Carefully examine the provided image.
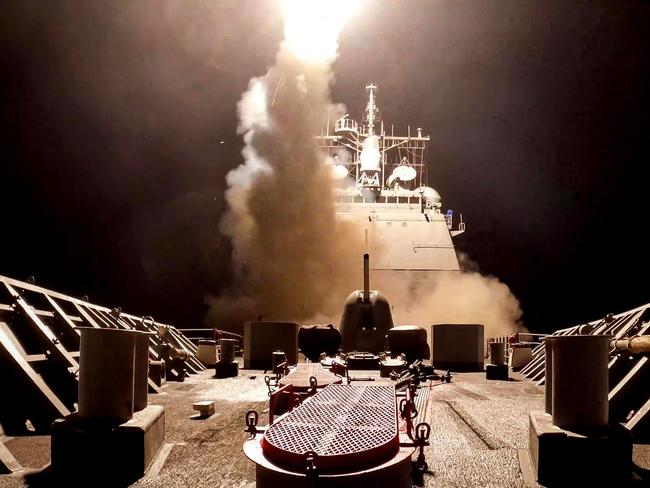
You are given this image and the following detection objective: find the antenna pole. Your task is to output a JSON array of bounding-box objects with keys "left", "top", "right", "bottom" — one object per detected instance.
[
  {"left": 365, "top": 84, "right": 378, "bottom": 135},
  {"left": 363, "top": 253, "right": 370, "bottom": 302}
]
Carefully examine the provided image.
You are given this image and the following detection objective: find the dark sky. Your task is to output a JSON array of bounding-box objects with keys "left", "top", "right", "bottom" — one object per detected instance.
[{"left": 1, "top": 1, "right": 649, "bottom": 333}]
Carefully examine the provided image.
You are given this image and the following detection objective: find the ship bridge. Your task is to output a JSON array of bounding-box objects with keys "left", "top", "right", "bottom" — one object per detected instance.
[{"left": 317, "top": 84, "right": 465, "bottom": 277}]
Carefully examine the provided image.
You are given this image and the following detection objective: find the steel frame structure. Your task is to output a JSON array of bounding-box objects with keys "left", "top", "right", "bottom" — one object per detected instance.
[
  {"left": 0, "top": 274, "right": 204, "bottom": 435},
  {"left": 317, "top": 85, "right": 430, "bottom": 191},
  {"left": 519, "top": 303, "right": 650, "bottom": 439}
]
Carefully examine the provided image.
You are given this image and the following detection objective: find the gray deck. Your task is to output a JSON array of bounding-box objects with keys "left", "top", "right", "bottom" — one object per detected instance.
[{"left": 1, "top": 366, "right": 649, "bottom": 487}]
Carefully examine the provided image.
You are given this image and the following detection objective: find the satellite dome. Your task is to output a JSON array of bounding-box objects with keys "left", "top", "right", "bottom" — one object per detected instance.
[
  {"left": 387, "top": 166, "right": 417, "bottom": 186},
  {"left": 417, "top": 186, "right": 442, "bottom": 204}
]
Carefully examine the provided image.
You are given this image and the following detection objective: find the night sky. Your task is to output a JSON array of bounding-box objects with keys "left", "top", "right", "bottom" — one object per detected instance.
[{"left": 1, "top": 1, "right": 649, "bottom": 333}]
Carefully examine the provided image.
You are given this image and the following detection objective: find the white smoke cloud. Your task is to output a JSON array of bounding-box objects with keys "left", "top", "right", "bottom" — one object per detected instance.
[
  {"left": 374, "top": 271, "right": 523, "bottom": 342},
  {"left": 204, "top": 3, "right": 364, "bottom": 332}
]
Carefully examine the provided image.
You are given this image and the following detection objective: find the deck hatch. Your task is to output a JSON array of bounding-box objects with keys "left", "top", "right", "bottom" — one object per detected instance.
[{"left": 261, "top": 384, "right": 399, "bottom": 472}]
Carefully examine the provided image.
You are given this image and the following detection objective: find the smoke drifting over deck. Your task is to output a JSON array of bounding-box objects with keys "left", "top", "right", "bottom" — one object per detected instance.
[{"left": 376, "top": 270, "right": 522, "bottom": 339}]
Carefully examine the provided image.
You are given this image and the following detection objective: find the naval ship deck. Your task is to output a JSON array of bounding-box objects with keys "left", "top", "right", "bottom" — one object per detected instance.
[{"left": 2, "top": 361, "right": 649, "bottom": 487}]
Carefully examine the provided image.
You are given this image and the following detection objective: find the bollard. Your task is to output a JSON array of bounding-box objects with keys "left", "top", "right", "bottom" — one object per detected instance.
[
  {"left": 551, "top": 335, "right": 610, "bottom": 433},
  {"left": 149, "top": 359, "right": 166, "bottom": 387},
  {"left": 197, "top": 339, "right": 218, "bottom": 366},
  {"left": 215, "top": 338, "right": 239, "bottom": 378},
  {"left": 78, "top": 328, "right": 137, "bottom": 424},
  {"left": 271, "top": 351, "right": 286, "bottom": 372},
  {"left": 133, "top": 331, "right": 151, "bottom": 412},
  {"left": 530, "top": 334, "right": 632, "bottom": 485},
  {"left": 219, "top": 339, "right": 237, "bottom": 364},
  {"left": 489, "top": 342, "right": 506, "bottom": 366}
]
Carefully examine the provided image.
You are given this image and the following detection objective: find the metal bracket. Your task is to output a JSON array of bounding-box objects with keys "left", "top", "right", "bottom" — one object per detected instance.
[
  {"left": 304, "top": 450, "right": 319, "bottom": 480},
  {"left": 346, "top": 368, "right": 375, "bottom": 383},
  {"left": 308, "top": 376, "right": 318, "bottom": 395},
  {"left": 444, "top": 370, "right": 452, "bottom": 383},
  {"left": 399, "top": 397, "right": 418, "bottom": 421},
  {"left": 264, "top": 375, "right": 275, "bottom": 397},
  {"left": 274, "top": 360, "right": 289, "bottom": 383},
  {"left": 410, "top": 421, "right": 432, "bottom": 486},
  {"left": 268, "top": 384, "right": 297, "bottom": 425},
  {"left": 245, "top": 410, "right": 259, "bottom": 439},
  {"left": 141, "top": 315, "right": 156, "bottom": 332}
]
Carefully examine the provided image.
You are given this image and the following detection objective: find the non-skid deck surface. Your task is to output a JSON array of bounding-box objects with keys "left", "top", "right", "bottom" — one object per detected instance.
[{"left": 3, "top": 364, "right": 647, "bottom": 487}]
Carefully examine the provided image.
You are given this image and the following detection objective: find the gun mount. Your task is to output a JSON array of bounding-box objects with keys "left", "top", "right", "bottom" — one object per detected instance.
[{"left": 339, "top": 254, "right": 393, "bottom": 353}]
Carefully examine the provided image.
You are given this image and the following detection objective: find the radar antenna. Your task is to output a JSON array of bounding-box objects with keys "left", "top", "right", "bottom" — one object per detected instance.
[{"left": 316, "top": 83, "right": 432, "bottom": 193}]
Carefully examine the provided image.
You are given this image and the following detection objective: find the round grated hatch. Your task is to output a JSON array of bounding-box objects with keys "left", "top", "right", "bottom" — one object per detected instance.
[{"left": 261, "top": 384, "right": 399, "bottom": 472}]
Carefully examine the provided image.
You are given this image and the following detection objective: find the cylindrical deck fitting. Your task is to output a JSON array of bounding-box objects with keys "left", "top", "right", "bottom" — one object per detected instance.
[
  {"left": 610, "top": 335, "right": 650, "bottom": 354},
  {"left": 78, "top": 328, "right": 136, "bottom": 424},
  {"left": 431, "top": 324, "right": 484, "bottom": 372},
  {"left": 271, "top": 351, "right": 286, "bottom": 372},
  {"left": 218, "top": 338, "right": 237, "bottom": 364},
  {"left": 363, "top": 253, "right": 370, "bottom": 302},
  {"left": 197, "top": 339, "right": 218, "bottom": 366},
  {"left": 134, "top": 331, "right": 150, "bottom": 412},
  {"left": 550, "top": 335, "right": 610, "bottom": 433},
  {"left": 489, "top": 342, "right": 506, "bottom": 366},
  {"left": 162, "top": 344, "right": 191, "bottom": 360}
]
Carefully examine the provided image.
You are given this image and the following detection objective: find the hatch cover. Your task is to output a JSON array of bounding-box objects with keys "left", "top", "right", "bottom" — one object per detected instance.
[{"left": 261, "top": 384, "right": 398, "bottom": 472}]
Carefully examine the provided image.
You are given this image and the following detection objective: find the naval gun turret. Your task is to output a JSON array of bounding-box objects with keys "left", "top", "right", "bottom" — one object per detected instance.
[{"left": 339, "top": 253, "right": 393, "bottom": 353}]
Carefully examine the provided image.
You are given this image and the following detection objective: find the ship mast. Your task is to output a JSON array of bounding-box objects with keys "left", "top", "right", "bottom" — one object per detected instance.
[{"left": 316, "top": 83, "right": 432, "bottom": 195}]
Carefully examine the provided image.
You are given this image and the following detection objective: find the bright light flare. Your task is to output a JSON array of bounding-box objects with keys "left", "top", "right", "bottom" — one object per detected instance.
[
  {"left": 281, "top": 0, "right": 364, "bottom": 63},
  {"left": 359, "top": 135, "right": 381, "bottom": 170}
]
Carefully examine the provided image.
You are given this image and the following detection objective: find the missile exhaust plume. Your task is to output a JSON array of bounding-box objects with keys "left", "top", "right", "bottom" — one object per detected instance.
[
  {"left": 281, "top": 0, "right": 364, "bottom": 64},
  {"left": 205, "top": 0, "right": 365, "bottom": 331},
  {"left": 206, "top": 0, "right": 523, "bottom": 340}
]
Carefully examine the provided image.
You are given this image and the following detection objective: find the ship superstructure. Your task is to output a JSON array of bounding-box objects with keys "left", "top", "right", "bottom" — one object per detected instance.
[{"left": 317, "top": 84, "right": 465, "bottom": 282}]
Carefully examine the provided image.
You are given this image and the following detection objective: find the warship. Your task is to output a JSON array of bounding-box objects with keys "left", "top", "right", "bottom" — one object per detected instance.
[
  {"left": 1, "top": 86, "right": 649, "bottom": 488},
  {"left": 318, "top": 83, "right": 465, "bottom": 283}
]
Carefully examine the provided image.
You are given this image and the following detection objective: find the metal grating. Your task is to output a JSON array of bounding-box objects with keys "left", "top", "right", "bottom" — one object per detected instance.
[
  {"left": 0, "top": 273, "right": 204, "bottom": 434},
  {"left": 261, "top": 384, "right": 399, "bottom": 472}
]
